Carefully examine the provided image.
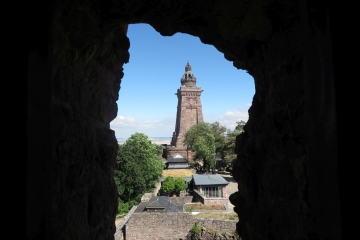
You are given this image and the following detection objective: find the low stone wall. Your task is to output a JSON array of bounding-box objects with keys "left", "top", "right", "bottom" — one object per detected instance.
[
  {"left": 203, "top": 198, "right": 228, "bottom": 207},
  {"left": 125, "top": 212, "right": 237, "bottom": 240},
  {"left": 153, "top": 182, "right": 161, "bottom": 196},
  {"left": 114, "top": 205, "right": 138, "bottom": 240}
]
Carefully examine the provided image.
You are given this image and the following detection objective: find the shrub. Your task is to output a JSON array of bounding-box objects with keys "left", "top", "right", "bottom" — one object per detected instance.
[
  {"left": 118, "top": 201, "right": 129, "bottom": 215},
  {"left": 192, "top": 222, "right": 201, "bottom": 235},
  {"left": 174, "top": 177, "right": 186, "bottom": 193},
  {"left": 186, "top": 205, "right": 193, "bottom": 214},
  {"left": 161, "top": 176, "right": 175, "bottom": 195},
  {"left": 117, "top": 199, "right": 139, "bottom": 215}
]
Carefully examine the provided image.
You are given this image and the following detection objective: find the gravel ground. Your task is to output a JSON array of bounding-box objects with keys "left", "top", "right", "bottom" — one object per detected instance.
[{"left": 217, "top": 170, "right": 238, "bottom": 212}]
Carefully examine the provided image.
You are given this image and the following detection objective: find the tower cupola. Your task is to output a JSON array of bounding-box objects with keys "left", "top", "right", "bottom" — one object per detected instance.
[{"left": 181, "top": 62, "right": 196, "bottom": 87}]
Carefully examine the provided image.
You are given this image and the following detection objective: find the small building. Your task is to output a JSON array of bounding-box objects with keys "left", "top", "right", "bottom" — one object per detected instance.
[
  {"left": 144, "top": 199, "right": 166, "bottom": 212},
  {"left": 134, "top": 196, "right": 190, "bottom": 213},
  {"left": 215, "top": 156, "right": 226, "bottom": 169},
  {"left": 191, "top": 173, "right": 229, "bottom": 207},
  {"left": 166, "top": 153, "right": 190, "bottom": 169}
]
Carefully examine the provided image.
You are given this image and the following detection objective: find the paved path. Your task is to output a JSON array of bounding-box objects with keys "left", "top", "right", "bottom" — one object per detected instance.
[{"left": 217, "top": 171, "right": 238, "bottom": 212}]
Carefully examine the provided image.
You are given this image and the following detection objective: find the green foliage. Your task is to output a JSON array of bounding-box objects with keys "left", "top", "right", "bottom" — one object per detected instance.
[
  {"left": 174, "top": 177, "right": 186, "bottom": 193},
  {"left": 118, "top": 201, "right": 130, "bottom": 215},
  {"left": 209, "top": 121, "right": 227, "bottom": 159},
  {"left": 114, "top": 132, "right": 165, "bottom": 203},
  {"left": 186, "top": 205, "right": 193, "bottom": 214},
  {"left": 154, "top": 144, "right": 163, "bottom": 156},
  {"left": 117, "top": 198, "right": 139, "bottom": 215},
  {"left": 183, "top": 122, "right": 216, "bottom": 172},
  {"left": 192, "top": 222, "right": 201, "bottom": 235},
  {"left": 223, "top": 120, "right": 246, "bottom": 167},
  {"left": 161, "top": 176, "right": 175, "bottom": 195}
]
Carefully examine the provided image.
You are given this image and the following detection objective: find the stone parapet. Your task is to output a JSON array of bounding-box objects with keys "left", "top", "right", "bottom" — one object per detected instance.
[
  {"left": 125, "top": 212, "right": 236, "bottom": 240},
  {"left": 114, "top": 205, "right": 138, "bottom": 240}
]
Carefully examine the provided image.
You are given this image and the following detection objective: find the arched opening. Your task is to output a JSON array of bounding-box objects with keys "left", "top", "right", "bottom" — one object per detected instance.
[
  {"left": 27, "top": 1, "right": 340, "bottom": 240},
  {"left": 110, "top": 23, "right": 255, "bottom": 235},
  {"left": 110, "top": 23, "right": 254, "bottom": 140}
]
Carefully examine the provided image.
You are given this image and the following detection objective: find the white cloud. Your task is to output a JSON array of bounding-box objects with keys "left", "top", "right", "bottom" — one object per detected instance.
[
  {"left": 111, "top": 108, "right": 249, "bottom": 139},
  {"left": 111, "top": 116, "right": 160, "bottom": 128},
  {"left": 213, "top": 109, "right": 249, "bottom": 130},
  {"left": 110, "top": 116, "right": 175, "bottom": 139}
]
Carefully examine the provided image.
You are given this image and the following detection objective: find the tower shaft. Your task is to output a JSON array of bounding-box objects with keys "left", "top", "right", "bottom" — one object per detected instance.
[{"left": 168, "top": 62, "right": 204, "bottom": 160}]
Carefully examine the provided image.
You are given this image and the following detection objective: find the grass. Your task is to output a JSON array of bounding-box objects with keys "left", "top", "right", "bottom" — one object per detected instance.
[
  {"left": 194, "top": 211, "right": 239, "bottom": 221},
  {"left": 162, "top": 169, "right": 194, "bottom": 178},
  {"left": 184, "top": 203, "right": 225, "bottom": 210}
]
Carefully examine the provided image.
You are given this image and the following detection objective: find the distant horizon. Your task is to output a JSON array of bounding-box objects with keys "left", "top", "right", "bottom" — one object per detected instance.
[{"left": 116, "top": 136, "right": 172, "bottom": 140}]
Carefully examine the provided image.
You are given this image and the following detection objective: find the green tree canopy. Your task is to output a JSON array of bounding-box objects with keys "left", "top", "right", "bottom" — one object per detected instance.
[
  {"left": 224, "top": 120, "right": 246, "bottom": 167},
  {"left": 183, "top": 122, "right": 216, "bottom": 172},
  {"left": 161, "top": 176, "right": 175, "bottom": 196},
  {"left": 209, "top": 121, "right": 227, "bottom": 159},
  {"left": 174, "top": 177, "right": 186, "bottom": 193},
  {"left": 114, "top": 132, "right": 165, "bottom": 202}
]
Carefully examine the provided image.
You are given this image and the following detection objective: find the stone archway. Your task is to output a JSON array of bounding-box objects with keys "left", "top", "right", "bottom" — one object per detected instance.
[{"left": 27, "top": 0, "right": 340, "bottom": 239}]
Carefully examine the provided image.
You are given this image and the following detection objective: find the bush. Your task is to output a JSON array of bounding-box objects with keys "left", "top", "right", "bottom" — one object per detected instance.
[
  {"left": 118, "top": 202, "right": 130, "bottom": 215},
  {"left": 161, "top": 176, "right": 175, "bottom": 195},
  {"left": 192, "top": 222, "right": 201, "bottom": 235},
  {"left": 186, "top": 205, "right": 193, "bottom": 214},
  {"left": 174, "top": 177, "right": 186, "bottom": 193},
  {"left": 117, "top": 199, "right": 139, "bottom": 215}
]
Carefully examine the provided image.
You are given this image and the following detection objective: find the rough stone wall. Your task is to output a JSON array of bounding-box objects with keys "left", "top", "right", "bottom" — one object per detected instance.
[
  {"left": 114, "top": 206, "right": 138, "bottom": 240},
  {"left": 28, "top": 0, "right": 340, "bottom": 240},
  {"left": 203, "top": 199, "right": 228, "bottom": 207},
  {"left": 51, "top": 6, "right": 130, "bottom": 239},
  {"left": 28, "top": 0, "right": 130, "bottom": 239},
  {"left": 126, "top": 213, "right": 236, "bottom": 240}
]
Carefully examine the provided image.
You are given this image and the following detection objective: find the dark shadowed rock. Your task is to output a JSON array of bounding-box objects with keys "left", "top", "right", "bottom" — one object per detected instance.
[{"left": 27, "top": 0, "right": 340, "bottom": 239}]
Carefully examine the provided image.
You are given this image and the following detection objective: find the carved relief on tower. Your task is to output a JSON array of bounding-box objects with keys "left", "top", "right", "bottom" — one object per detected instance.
[
  {"left": 184, "top": 92, "right": 197, "bottom": 96},
  {"left": 185, "top": 96, "right": 198, "bottom": 106}
]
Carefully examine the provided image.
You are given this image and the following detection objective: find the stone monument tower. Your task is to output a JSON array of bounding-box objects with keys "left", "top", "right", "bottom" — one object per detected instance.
[{"left": 167, "top": 62, "right": 204, "bottom": 160}]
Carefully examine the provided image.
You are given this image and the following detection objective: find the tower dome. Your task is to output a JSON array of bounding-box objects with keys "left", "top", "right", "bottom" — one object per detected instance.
[{"left": 181, "top": 62, "right": 196, "bottom": 87}]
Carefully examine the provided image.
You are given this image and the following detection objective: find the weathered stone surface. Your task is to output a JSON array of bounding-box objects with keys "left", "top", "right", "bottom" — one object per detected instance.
[
  {"left": 27, "top": 0, "right": 340, "bottom": 239},
  {"left": 186, "top": 225, "right": 240, "bottom": 240},
  {"left": 125, "top": 213, "right": 237, "bottom": 240}
]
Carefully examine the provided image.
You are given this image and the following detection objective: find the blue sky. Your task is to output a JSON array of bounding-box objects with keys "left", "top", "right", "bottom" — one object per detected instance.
[{"left": 110, "top": 24, "right": 255, "bottom": 139}]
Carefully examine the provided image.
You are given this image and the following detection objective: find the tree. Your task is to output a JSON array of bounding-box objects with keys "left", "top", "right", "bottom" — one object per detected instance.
[
  {"left": 161, "top": 176, "right": 175, "bottom": 196},
  {"left": 114, "top": 132, "right": 165, "bottom": 202},
  {"left": 209, "top": 121, "right": 227, "bottom": 159},
  {"left": 183, "top": 122, "right": 216, "bottom": 172},
  {"left": 224, "top": 120, "right": 247, "bottom": 169},
  {"left": 174, "top": 177, "right": 186, "bottom": 194}
]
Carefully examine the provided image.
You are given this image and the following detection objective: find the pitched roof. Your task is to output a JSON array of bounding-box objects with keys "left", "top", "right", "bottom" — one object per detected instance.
[
  {"left": 134, "top": 196, "right": 184, "bottom": 213},
  {"left": 166, "top": 153, "right": 188, "bottom": 163},
  {"left": 167, "top": 163, "right": 190, "bottom": 169},
  {"left": 145, "top": 199, "right": 166, "bottom": 209},
  {"left": 193, "top": 174, "right": 229, "bottom": 186}
]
